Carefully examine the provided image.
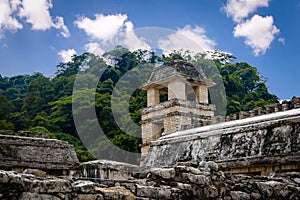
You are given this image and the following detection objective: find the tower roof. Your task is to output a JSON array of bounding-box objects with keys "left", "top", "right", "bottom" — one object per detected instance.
[{"left": 142, "top": 60, "right": 215, "bottom": 89}]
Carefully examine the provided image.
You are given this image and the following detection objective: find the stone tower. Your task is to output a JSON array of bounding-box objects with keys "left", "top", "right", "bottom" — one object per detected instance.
[{"left": 140, "top": 60, "right": 216, "bottom": 161}]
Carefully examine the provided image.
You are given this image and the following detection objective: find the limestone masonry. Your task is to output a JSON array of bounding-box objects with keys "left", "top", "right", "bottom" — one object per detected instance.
[
  {"left": 140, "top": 60, "right": 216, "bottom": 163},
  {"left": 0, "top": 131, "right": 79, "bottom": 174},
  {"left": 143, "top": 106, "right": 300, "bottom": 175},
  {"left": 1, "top": 161, "right": 300, "bottom": 199}
]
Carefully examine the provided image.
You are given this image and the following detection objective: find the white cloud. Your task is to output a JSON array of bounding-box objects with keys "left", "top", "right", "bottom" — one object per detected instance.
[
  {"left": 0, "top": 0, "right": 23, "bottom": 38},
  {"left": 233, "top": 15, "right": 280, "bottom": 56},
  {"left": 53, "top": 16, "right": 70, "bottom": 38},
  {"left": 75, "top": 13, "right": 150, "bottom": 53},
  {"left": 19, "top": 0, "right": 53, "bottom": 30},
  {"left": 84, "top": 42, "right": 105, "bottom": 56},
  {"left": 0, "top": 0, "right": 70, "bottom": 38},
  {"left": 223, "top": 0, "right": 282, "bottom": 56},
  {"left": 158, "top": 25, "right": 216, "bottom": 55},
  {"left": 10, "top": 0, "right": 21, "bottom": 11},
  {"left": 18, "top": 0, "right": 70, "bottom": 37},
  {"left": 74, "top": 14, "right": 128, "bottom": 41},
  {"left": 58, "top": 49, "right": 77, "bottom": 63},
  {"left": 223, "top": 0, "right": 270, "bottom": 22},
  {"left": 278, "top": 37, "right": 285, "bottom": 45},
  {"left": 121, "top": 21, "right": 150, "bottom": 51}
]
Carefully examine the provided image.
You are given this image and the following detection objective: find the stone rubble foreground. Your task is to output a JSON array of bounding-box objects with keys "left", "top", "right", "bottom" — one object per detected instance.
[{"left": 0, "top": 161, "right": 300, "bottom": 199}]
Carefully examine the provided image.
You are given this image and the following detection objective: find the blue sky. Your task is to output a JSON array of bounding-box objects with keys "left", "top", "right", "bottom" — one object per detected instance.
[{"left": 0, "top": 0, "right": 299, "bottom": 100}]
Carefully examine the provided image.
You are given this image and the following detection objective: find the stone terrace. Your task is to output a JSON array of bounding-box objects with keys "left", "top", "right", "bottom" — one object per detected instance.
[
  {"left": 0, "top": 133, "right": 79, "bottom": 175},
  {"left": 143, "top": 100, "right": 300, "bottom": 175}
]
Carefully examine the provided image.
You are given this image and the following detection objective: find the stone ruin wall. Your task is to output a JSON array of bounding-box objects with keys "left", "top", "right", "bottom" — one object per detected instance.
[
  {"left": 143, "top": 98, "right": 300, "bottom": 175},
  {"left": 223, "top": 97, "right": 300, "bottom": 122},
  {"left": 1, "top": 160, "right": 300, "bottom": 199},
  {"left": 0, "top": 132, "right": 79, "bottom": 175}
]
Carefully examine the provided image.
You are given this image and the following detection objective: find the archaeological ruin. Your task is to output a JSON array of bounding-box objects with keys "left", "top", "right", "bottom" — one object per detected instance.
[
  {"left": 0, "top": 60, "right": 300, "bottom": 199},
  {"left": 140, "top": 60, "right": 216, "bottom": 163}
]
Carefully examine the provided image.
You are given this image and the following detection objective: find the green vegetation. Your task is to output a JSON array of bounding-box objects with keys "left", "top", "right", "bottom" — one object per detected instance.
[{"left": 0, "top": 47, "right": 278, "bottom": 162}]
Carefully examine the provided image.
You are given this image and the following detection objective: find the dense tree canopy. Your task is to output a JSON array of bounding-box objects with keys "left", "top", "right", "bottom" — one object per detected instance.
[{"left": 0, "top": 48, "right": 278, "bottom": 162}]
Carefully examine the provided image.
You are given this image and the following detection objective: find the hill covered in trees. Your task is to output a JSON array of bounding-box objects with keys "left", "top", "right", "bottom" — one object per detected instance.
[{"left": 0, "top": 47, "right": 278, "bottom": 162}]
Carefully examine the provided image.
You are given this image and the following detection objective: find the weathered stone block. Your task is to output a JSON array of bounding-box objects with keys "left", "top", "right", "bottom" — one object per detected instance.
[
  {"left": 204, "top": 185, "right": 218, "bottom": 198},
  {"left": 72, "top": 180, "right": 100, "bottom": 194},
  {"left": 97, "top": 186, "right": 135, "bottom": 200},
  {"left": 150, "top": 168, "right": 176, "bottom": 179},
  {"left": 230, "top": 191, "right": 250, "bottom": 200},
  {"left": 0, "top": 170, "right": 9, "bottom": 183},
  {"left": 136, "top": 185, "right": 172, "bottom": 199},
  {"left": 23, "top": 178, "right": 72, "bottom": 193},
  {"left": 23, "top": 169, "right": 46, "bottom": 177},
  {"left": 180, "top": 173, "right": 210, "bottom": 185},
  {"left": 74, "top": 194, "right": 103, "bottom": 200},
  {"left": 0, "top": 134, "right": 79, "bottom": 172},
  {"left": 79, "top": 160, "right": 140, "bottom": 181},
  {"left": 19, "top": 192, "right": 61, "bottom": 200}
]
